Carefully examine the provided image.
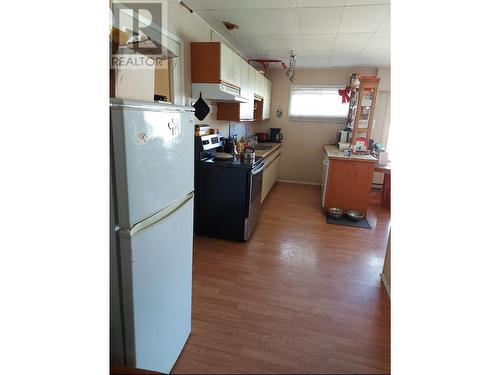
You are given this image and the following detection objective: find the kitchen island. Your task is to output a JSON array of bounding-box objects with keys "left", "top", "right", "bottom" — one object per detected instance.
[{"left": 322, "top": 145, "right": 377, "bottom": 215}]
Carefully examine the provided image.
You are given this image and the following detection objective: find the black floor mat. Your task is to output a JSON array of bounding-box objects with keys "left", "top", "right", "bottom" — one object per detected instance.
[{"left": 325, "top": 214, "right": 372, "bottom": 229}]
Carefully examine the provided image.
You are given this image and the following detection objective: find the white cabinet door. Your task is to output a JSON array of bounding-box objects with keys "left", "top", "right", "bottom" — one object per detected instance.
[
  {"left": 262, "top": 79, "right": 271, "bottom": 120},
  {"left": 240, "top": 57, "right": 249, "bottom": 94},
  {"left": 219, "top": 43, "right": 232, "bottom": 84},
  {"left": 248, "top": 66, "right": 256, "bottom": 94},
  {"left": 232, "top": 53, "right": 241, "bottom": 87},
  {"left": 261, "top": 153, "right": 280, "bottom": 202},
  {"left": 111, "top": 103, "right": 194, "bottom": 228},
  {"left": 122, "top": 197, "right": 193, "bottom": 374}
]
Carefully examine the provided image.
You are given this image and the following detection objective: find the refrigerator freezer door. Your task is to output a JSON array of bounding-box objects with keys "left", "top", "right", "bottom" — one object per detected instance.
[
  {"left": 111, "top": 101, "right": 195, "bottom": 228},
  {"left": 119, "top": 196, "right": 194, "bottom": 374}
]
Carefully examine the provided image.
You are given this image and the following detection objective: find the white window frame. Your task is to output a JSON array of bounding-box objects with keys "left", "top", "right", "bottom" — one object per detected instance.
[{"left": 288, "top": 84, "right": 349, "bottom": 123}]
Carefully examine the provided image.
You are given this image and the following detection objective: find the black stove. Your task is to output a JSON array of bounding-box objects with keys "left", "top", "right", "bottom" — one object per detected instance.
[
  {"left": 200, "top": 155, "right": 264, "bottom": 168},
  {"left": 194, "top": 134, "right": 264, "bottom": 242}
]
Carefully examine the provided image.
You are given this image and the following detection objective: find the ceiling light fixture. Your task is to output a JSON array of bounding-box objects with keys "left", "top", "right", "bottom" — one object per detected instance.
[{"left": 286, "top": 50, "right": 296, "bottom": 82}]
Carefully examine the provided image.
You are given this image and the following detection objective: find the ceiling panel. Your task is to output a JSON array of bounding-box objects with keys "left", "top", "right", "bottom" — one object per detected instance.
[
  {"left": 254, "top": 35, "right": 304, "bottom": 52},
  {"left": 201, "top": 0, "right": 298, "bottom": 10},
  {"left": 301, "top": 34, "right": 336, "bottom": 51},
  {"left": 377, "top": 14, "right": 390, "bottom": 33},
  {"left": 297, "top": 55, "right": 331, "bottom": 67},
  {"left": 297, "top": 0, "right": 346, "bottom": 7},
  {"left": 329, "top": 49, "right": 360, "bottom": 66},
  {"left": 211, "top": 9, "right": 263, "bottom": 35},
  {"left": 245, "top": 0, "right": 298, "bottom": 8},
  {"left": 333, "top": 33, "right": 371, "bottom": 49},
  {"left": 298, "top": 7, "right": 344, "bottom": 34},
  {"left": 188, "top": 0, "right": 391, "bottom": 67},
  {"left": 338, "top": 5, "right": 390, "bottom": 33},
  {"left": 254, "top": 8, "right": 300, "bottom": 35},
  {"left": 345, "top": 0, "right": 390, "bottom": 5},
  {"left": 354, "top": 48, "right": 387, "bottom": 65},
  {"left": 364, "top": 33, "right": 390, "bottom": 50}
]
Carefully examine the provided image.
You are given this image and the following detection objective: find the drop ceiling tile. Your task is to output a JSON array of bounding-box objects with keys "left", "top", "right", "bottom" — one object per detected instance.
[
  {"left": 345, "top": 0, "right": 390, "bottom": 5},
  {"left": 298, "top": 7, "right": 343, "bottom": 34},
  {"left": 354, "top": 48, "right": 388, "bottom": 65},
  {"left": 301, "top": 34, "right": 336, "bottom": 51},
  {"left": 329, "top": 49, "right": 360, "bottom": 67},
  {"left": 333, "top": 33, "right": 372, "bottom": 49},
  {"left": 299, "top": 50, "right": 336, "bottom": 67},
  {"left": 296, "top": 55, "right": 331, "bottom": 67},
  {"left": 297, "top": 0, "right": 346, "bottom": 6},
  {"left": 211, "top": 9, "right": 262, "bottom": 35},
  {"left": 254, "top": 8, "right": 300, "bottom": 35},
  {"left": 246, "top": 0, "right": 297, "bottom": 8},
  {"left": 203, "top": 0, "right": 296, "bottom": 10},
  {"left": 338, "top": 5, "right": 390, "bottom": 33},
  {"left": 195, "top": 10, "right": 248, "bottom": 51},
  {"left": 183, "top": 0, "right": 207, "bottom": 10},
  {"left": 201, "top": 0, "right": 251, "bottom": 10},
  {"left": 330, "top": 49, "right": 361, "bottom": 59},
  {"left": 364, "top": 33, "right": 390, "bottom": 50},
  {"left": 252, "top": 35, "right": 303, "bottom": 51},
  {"left": 377, "top": 14, "right": 390, "bottom": 33}
]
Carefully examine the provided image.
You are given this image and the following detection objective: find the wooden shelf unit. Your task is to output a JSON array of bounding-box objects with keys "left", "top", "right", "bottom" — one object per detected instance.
[{"left": 346, "top": 74, "right": 380, "bottom": 150}]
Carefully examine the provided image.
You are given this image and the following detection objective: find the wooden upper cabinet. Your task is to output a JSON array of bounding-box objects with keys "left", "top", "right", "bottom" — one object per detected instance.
[
  {"left": 191, "top": 42, "right": 221, "bottom": 84},
  {"left": 192, "top": 41, "right": 271, "bottom": 122},
  {"left": 192, "top": 42, "right": 246, "bottom": 88}
]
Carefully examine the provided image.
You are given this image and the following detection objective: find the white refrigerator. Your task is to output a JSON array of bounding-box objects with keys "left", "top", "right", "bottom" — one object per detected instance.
[{"left": 110, "top": 99, "right": 195, "bottom": 374}]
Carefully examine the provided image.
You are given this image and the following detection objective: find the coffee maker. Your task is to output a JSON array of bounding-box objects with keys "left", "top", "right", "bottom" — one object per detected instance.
[{"left": 270, "top": 128, "right": 283, "bottom": 143}]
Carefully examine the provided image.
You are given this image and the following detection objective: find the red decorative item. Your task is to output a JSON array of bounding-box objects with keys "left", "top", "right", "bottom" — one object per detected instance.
[{"left": 338, "top": 86, "right": 351, "bottom": 104}]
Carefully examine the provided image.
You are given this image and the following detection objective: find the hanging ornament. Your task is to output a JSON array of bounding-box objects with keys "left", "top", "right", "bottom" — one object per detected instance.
[{"left": 338, "top": 86, "right": 351, "bottom": 104}]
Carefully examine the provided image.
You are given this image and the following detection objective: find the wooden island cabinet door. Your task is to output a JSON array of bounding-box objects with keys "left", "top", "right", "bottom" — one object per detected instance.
[{"left": 324, "top": 159, "right": 375, "bottom": 215}]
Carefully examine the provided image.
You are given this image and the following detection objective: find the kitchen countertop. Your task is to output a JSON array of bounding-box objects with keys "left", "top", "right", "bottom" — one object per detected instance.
[
  {"left": 324, "top": 144, "right": 377, "bottom": 163},
  {"left": 254, "top": 143, "right": 281, "bottom": 159}
]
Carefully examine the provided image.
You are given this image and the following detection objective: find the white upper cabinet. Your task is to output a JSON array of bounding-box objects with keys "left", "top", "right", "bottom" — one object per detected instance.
[
  {"left": 263, "top": 79, "right": 271, "bottom": 120},
  {"left": 219, "top": 43, "right": 233, "bottom": 85},
  {"left": 232, "top": 53, "right": 241, "bottom": 88},
  {"left": 239, "top": 58, "right": 250, "bottom": 99}
]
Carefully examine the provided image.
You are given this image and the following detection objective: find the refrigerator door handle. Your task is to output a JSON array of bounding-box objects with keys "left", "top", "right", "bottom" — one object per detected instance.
[{"left": 123, "top": 192, "right": 194, "bottom": 237}]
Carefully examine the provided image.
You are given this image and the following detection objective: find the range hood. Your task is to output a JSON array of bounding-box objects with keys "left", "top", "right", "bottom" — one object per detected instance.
[{"left": 192, "top": 83, "right": 249, "bottom": 103}]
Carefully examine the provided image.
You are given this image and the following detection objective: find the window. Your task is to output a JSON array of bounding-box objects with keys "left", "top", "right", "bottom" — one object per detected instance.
[{"left": 288, "top": 85, "right": 349, "bottom": 122}]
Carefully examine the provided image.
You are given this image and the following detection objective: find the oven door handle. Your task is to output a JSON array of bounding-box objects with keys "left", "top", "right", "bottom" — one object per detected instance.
[{"left": 251, "top": 164, "right": 265, "bottom": 175}]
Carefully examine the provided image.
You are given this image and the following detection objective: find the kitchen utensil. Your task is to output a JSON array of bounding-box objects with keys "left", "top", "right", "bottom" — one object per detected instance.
[
  {"left": 255, "top": 132, "right": 268, "bottom": 143},
  {"left": 345, "top": 210, "right": 364, "bottom": 221},
  {"left": 193, "top": 93, "right": 210, "bottom": 121},
  {"left": 328, "top": 208, "right": 344, "bottom": 219},
  {"left": 240, "top": 147, "right": 255, "bottom": 164},
  {"left": 223, "top": 136, "right": 237, "bottom": 155},
  {"left": 214, "top": 152, "right": 234, "bottom": 160}
]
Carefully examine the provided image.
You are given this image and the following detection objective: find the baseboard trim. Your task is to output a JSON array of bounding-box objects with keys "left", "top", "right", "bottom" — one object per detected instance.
[
  {"left": 277, "top": 179, "right": 321, "bottom": 186},
  {"left": 380, "top": 272, "right": 391, "bottom": 298}
]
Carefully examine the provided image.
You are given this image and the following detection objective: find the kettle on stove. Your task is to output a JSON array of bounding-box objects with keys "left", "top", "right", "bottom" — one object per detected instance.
[{"left": 223, "top": 136, "right": 237, "bottom": 155}]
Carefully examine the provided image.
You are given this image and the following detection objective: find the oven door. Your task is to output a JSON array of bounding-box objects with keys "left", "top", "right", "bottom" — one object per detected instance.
[{"left": 244, "top": 162, "right": 264, "bottom": 241}]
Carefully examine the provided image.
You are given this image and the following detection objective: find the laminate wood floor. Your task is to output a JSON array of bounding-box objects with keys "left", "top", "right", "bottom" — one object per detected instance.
[{"left": 172, "top": 182, "right": 391, "bottom": 374}]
